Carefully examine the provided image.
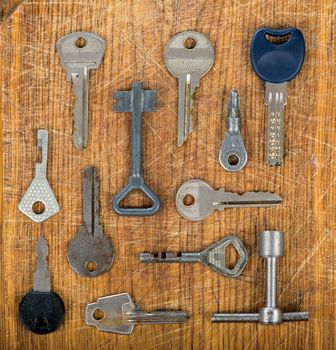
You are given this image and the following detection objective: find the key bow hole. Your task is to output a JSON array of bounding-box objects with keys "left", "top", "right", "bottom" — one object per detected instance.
[{"left": 265, "top": 33, "right": 292, "bottom": 45}]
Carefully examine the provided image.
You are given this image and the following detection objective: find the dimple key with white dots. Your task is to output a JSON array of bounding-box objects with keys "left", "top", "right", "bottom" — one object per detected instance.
[{"left": 18, "top": 130, "right": 59, "bottom": 222}]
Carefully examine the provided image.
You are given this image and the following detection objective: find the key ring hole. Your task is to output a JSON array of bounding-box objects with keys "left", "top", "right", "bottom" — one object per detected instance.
[
  {"left": 184, "top": 37, "right": 196, "bottom": 49},
  {"left": 86, "top": 261, "right": 97, "bottom": 272},
  {"left": 183, "top": 194, "right": 195, "bottom": 206},
  {"left": 228, "top": 154, "right": 240, "bottom": 166},
  {"left": 225, "top": 243, "right": 239, "bottom": 270},
  {"left": 34, "top": 316, "right": 48, "bottom": 328},
  {"left": 75, "top": 37, "right": 87, "bottom": 48},
  {"left": 32, "top": 201, "right": 46, "bottom": 214},
  {"left": 264, "top": 33, "right": 292, "bottom": 45},
  {"left": 93, "top": 308, "right": 105, "bottom": 321}
]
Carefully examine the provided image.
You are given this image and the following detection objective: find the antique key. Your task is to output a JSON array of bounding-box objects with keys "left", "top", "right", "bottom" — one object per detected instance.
[
  {"left": 57, "top": 32, "right": 105, "bottom": 149},
  {"left": 176, "top": 179, "right": 282, "bottom": 221},
  {"left": 140, "top": 236, "right": 248, "bottom": 278},
  {"left": 68, "top": 166, "right": 114, "bottom": 277},
  {"left": 112, "top": 82, "right": 160, "bottom": 216},
  {"left": 18, "top": 130, "right": 59, "bottom": 222},
  {"left": 219, "top": 89, "right": 247, "bottom": 171},
  {"left": 165, "top": 31, "right": 214, "bottom": 146},
  {"left": 86, "top": 293, "right": 188, "bottom": 334},
  {"left": 251, "top": 28, "right": 305, "bottom": 165},
  {"left": 19, "top": 238, "right": 65, "bottom": 334}
]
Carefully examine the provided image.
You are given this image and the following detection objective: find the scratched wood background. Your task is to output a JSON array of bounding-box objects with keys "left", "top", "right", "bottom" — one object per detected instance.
[{"left": 1, "top": 0, "right": 335, "bottom": 349}]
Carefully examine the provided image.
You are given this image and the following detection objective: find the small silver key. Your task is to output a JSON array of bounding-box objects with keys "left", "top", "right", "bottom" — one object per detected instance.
[
  {"left": 176, "top": 179, "right": 282, "bottom": 221},
  {"left": 165, "top": 31, "right": 214, "bottom": 146},
  {"left": 56, "top": 32, "right": 105, "bottom": 149},
  {"left": 86, "top": 293, "right": 188, "bottom": 334},
  {"left": 67, "top": 166, "right": 114, "bottom": 277},
  {"left": 219, "top": 90, "right": 247, "bottom": 171},
  {"left": 140, "top": 236, "right": 248, "bottom": 278},
  {"left": 19, "top": 130, "right": 59, "bottom": 222}
]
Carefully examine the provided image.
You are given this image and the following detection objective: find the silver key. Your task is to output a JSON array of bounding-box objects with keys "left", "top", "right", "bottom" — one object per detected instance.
[
  {"left": 56, "top": 32, "right": 105, "bottom": 149},
  {"left": 265, "top": 82, "right": 287, "bottom": 165},
  {"left": 68, "top": 166, "right": 114, "bottom": 277},
  {"left": 176, "top": 179, "right": 282, "bottom": 221},
  {"left": 140, "top": 236, "right": 248, "bottom": 278},
  {"left": 86, "top": 293, "right": 188, "bottom": 334},
  {"left": 19, "top": 130, "right": 59, "bottom": 222},
  {"left": 219, "top": 90, "right": 247, "bottom": 171},
  {"left": 165, "top": 31, "right": 214, "bottom": 146}
]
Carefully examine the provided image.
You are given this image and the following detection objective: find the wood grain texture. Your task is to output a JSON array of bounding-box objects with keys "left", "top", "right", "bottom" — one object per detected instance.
[
  {"left": 1, "top": 0, "right": 335, "bottom": 349},
  {"left": 0, "top": 0, "right": 23, "bottom": 20}
]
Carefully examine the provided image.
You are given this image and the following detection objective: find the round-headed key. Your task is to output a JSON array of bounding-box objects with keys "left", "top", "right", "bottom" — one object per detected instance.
[
  {"left": 68, "top": 166, "right": 114, "bottom": 277},
  {"left": 165, "top": 31, "right": 214, "bottom": 146},
  {"left": 250, "top": 27, "right": 305, "bottom": 166},
  {"left": 19, "top": 238, "right": 65, "bottom": 334},
  {"left": 176, "top": 179, "right": 282, "bottom": 221}
]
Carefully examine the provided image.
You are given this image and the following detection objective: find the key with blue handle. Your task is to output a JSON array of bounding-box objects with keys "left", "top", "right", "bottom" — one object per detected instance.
[{"left": 251, "top": 28, "right": 305, "bottom": 166}]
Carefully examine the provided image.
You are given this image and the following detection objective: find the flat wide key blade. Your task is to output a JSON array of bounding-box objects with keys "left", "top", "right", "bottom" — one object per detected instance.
[{"left": 213, "top": 190, "right": 282, "bottom": 209}]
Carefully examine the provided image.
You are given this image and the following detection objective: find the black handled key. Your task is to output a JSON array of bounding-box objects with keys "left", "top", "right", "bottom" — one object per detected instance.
[
  {"left": 251, "top": 27, "right": 305, "bottom": 166},
  {"left": 19, "top": 238, "right": 65, "bottom": 334}
]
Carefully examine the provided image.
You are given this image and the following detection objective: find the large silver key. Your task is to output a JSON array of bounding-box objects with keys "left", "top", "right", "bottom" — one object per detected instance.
[
  {"left": 67, "top": 166, "right": 114, "bottom": 277},
  {"left": 56, "top": 32, "right": 105, "bottom": 149},
  {"left": 19, "top": 130, "right": 59, "bottom": 222},
  {"left": 140, "top": 236, "right": 248, "bottom": 278},
  {"left": 176, "top": 179, "right": 282, "bottom": 221},
  {"left": 165, "top": 31, "right": 214, "bottom": 146},
  {"left": 86, "top": 293, "right": 188, "bottom": 334}
]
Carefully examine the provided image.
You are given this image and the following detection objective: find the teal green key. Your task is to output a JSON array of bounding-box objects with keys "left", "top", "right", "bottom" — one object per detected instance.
[{"left": 251, "top": 28, "right": 305, "bottom": 166}]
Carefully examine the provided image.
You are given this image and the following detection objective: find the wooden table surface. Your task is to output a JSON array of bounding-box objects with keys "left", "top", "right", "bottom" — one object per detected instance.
[{"left": 1, "top": 1, "right": 335, "bottom": 349}]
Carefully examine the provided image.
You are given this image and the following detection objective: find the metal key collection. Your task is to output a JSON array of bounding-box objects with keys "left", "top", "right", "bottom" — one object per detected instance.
[{"left": 18, "top": 28, "right": 309, "bottom": 334}]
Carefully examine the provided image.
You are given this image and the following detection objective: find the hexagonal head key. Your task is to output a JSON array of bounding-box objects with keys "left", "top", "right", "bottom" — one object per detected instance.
[{"left": 140, "top": 236, "right": 248, "bottom": 278}]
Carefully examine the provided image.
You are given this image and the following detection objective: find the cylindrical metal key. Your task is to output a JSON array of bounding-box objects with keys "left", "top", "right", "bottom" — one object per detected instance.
[{"left": 212, "top": 230, "right": 309, "bottom": 324}]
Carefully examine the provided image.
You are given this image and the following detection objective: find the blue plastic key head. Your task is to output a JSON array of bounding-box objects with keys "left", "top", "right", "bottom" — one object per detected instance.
[{"left": 250, "top": 28, "right": 305, "bottom": 83}]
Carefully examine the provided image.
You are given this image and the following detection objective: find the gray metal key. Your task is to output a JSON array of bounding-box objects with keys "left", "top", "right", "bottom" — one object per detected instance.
[
  {"left": 19, "top": 130, "right": 59, "bottom": 222},
  {"left": 86, "top": 293, "right": 188, "bottom": 334},
  {"left": 219, "top": 90, "right": 247, "bottom": 171},
  {"left": 67, "top": 166, "right": 114, "bottom": 277},
  {"left": 112, "top": 82, "right": 160, "bottom": 216},
  {"left": 140, "top": 236, "right": 248, "bottom": 278},
  {"left": 176, "top": 179, "right": 282, "bottom": 221},
  {"left": 165, "top": 31, "right": 214, "bottom": 146},
  {"left": 212, "top": 231, "right": 309, "bottom": 324},
  {"left": 56, "top": 32, "right": 105, "bottom": 149}
]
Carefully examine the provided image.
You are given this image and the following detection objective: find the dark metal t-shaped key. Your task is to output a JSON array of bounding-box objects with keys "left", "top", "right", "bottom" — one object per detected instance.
[{"left": 112, "top": 82, "right": 160, "bottom": 216}]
